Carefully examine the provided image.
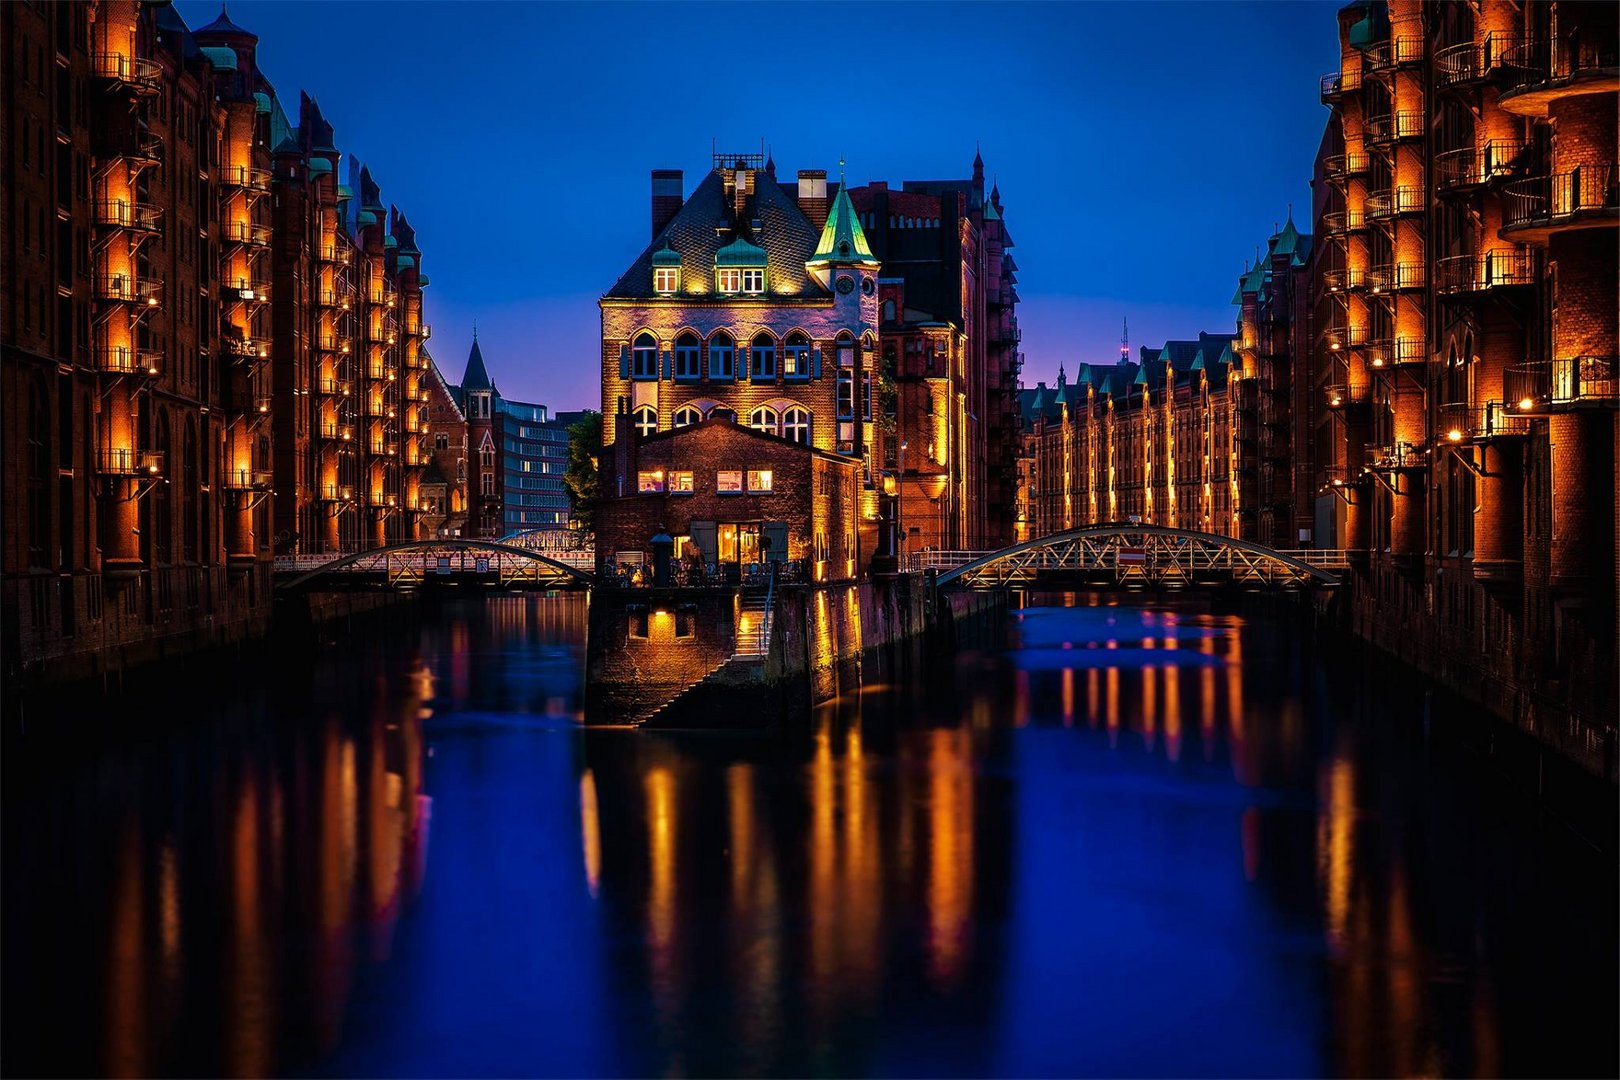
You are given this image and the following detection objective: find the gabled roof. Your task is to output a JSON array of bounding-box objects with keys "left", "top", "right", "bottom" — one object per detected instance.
[{"left": 605, "top": 169, "right": 825, "bottom": 299}]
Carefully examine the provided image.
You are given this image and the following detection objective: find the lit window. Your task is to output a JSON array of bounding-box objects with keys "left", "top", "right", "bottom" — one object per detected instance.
[
  {"left": 717, "top": 469, "right": 743, "bottom": 494},
  {"left": 783, "top": 407, "right": 811, "bottom": 445},
  {"left": 669, "top": 470, "right": 694, "bottom": 494},
  {"left": 632, "top": 333, "right": 658, "bottom": 379},
  {"left": 747, "top": 469, "right": 773, "bottom": 493},
  {"left": 632, "top": 405, "right": 657, "bottom": 437},
  {"left": 784, "top": 331, "right": 810, "bottom": 377},
  {"left": 749, "top": 405, "right": 779, "bottom": 435},
  {"left": 716, "top": 268, "right": 742, "bottom": 293},
  {"left": 750, "top": 333, "right": 776, "bottom": 380},
  {"left": 638, "top": 470, "right": 665, "bottom": 494},
  {"left": 674, "top": 406, "right": 703, "bottom": 428},
  {"left": 837, "top": 369, "right": 855, "bottom": 419},
  {"left": 674, "top": 332, "right": 700, "bottom": 379},
  {"left": 861, "top": 370, "right": 873, "bottom": 420},
  {"left": 708, "top": 332, "right": 735, "bottom": 378},
  {"left": 741, "top": 268, "right": 765, "bottom": 293},
  {"left": 653, "top": 267, "right": 679, "bottom": 294}
]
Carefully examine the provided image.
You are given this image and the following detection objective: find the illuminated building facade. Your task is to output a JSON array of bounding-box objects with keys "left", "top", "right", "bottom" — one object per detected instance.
[
  {"left": 1, "top": 1, "right": 435, "bottom": 685},
  {"left": 422, "top": 355, "right": 467, "bottom": 539},
  {"left": 597, "top": 150, "right": 881, "bottom": 577},
  {"left": 1314, "top": 0, "right": 1617, "bottom": 740},
  {"left": 846, "top": 154, "right": 1023, "bottom": 552}
]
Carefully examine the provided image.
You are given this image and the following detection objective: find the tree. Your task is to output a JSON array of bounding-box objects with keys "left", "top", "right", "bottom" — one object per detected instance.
[{"left": 564, "top": 410, "right": 602, "bottom": 543}]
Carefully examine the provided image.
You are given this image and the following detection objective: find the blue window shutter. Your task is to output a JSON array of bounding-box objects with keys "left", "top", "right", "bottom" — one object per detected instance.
[
  {"left": 619, "top": 344, "right": 629, "bottom": 379},
  {"left": 661, "top": 349, "right": 671, "bottom": 379},
  {"left": 813, "top": 348, "right": 822, "bottom": 378}
]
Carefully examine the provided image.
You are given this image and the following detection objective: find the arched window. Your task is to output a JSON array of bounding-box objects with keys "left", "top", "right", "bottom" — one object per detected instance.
[
  {"left": 835, "top": 331, "right": 855, "bottom": 369},
  {"left": 674, "top": 406, "right": 704, "bottom": 428},
  {"left": 708, "top": 332, "right": 735, "bottom": 379},
  {"left": 708, "top": 406, "right": 736, "bottom": 424},
  {"left": 632, "top": 405, "right": 657, "bottom": 437},
  {"left": 749, "top": 332, "right": 776, "bottom": 380},
  {"left": 480, "top": 443, "right": 495, "bottom": 467},
  {"left": 632, "top": 333, "right": 658, "bottom": 379},
  {"left": 782, "top": 407, "right": 811, "bottom": 445},
  {"left": 674, "top": 332, "right": 700, "bottom": 380},
  {"left": 881, "top": 299, "right": 896, "bottom": 323},
  {"left": 749, "top": 405, "right": 779, "bottom": 435},
  {"left": 783, "top": 331, "right": 811, "bottom": 378}
]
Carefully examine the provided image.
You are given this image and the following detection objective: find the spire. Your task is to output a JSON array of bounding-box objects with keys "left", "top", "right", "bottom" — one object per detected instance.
[
  {"left": 973, "top": 142, "right": 984, "bottom": 176},
  {"left": 765, "top": 145, "right": 776, "bottom": 178},
  {"left": 461, "top": 333, "right": 495, "bottom": 393},
  {"left": 196, "top": 2, "right": 258, "bottom": 41},
  {"left": 807, "top": 168, "right": 879, "bottom": 280}
]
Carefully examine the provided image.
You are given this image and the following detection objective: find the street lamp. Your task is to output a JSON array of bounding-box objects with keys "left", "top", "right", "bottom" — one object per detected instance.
[{"left": 897, "top": 441, "right": 907, "bottom": 567}]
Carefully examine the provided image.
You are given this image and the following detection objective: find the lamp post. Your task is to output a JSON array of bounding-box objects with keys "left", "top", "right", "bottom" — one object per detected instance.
[{"left": 897, "top": 440, "right": 907, "bottom": 569}]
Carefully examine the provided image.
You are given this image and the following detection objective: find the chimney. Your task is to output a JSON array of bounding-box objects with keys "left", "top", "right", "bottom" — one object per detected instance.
[
  {"left": 651, "top": 169, "right": 683, "bottom": 239},
  {"left": 797, "top": 169, "right": 828, "bottom": 231}
]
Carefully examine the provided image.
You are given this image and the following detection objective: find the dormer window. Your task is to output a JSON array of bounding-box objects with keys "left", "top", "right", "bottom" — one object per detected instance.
[
  {"left": 741, "top": 268, "right": 764, "bottom": 293},
  {"left": 653, "top": 267, "right": 679, "bottom": 294},
  {"left": 717, "top": 268, "right": 742, "bottom": 293}
]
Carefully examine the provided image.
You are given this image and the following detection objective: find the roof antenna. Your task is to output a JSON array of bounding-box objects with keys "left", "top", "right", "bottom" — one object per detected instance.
[
  {"left": 472, "top": 318, "right": 477, "bottom": 342},
  {"left": 1121, "top": 316, "right": 1130, "bottom": 361}
]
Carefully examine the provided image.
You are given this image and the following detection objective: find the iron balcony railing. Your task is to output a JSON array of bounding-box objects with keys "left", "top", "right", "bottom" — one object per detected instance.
[
  {"left": 1365, "top": 111, "right": 1425, "bottom": 145},
  {"left": 319, "top": 378, "right": 352, "bottom": 397},
  {"left": 1322, "top": 267, "right": 1367, "bottom": 293},
  {"left": 1435, "top": 251, "right": 1537, "bottom": 295},
  {"left": 1499, "top": 36, "right": 1620, "bottom": 100},
  {"left": 222, "top": 220, "right": 271, "bottom": 247},
  {"left": 1320, "top": 208, "right": 1367, "bottom": 234},
  {"left": 318, "top": 333, "right": 352, "bottom": 354},
  {"left": 1366, "top": 442, "right": 1422, "bottom": 470},
  {"left": 1320, "top": 66, "right": 1363, "bottom": 103},
  {"left": 218, "top": 165, "right": 272, "bottom": 192},
  {"left": 1367, "top": 262, "right": 1425, "bottom": 292},
  {"left": 224, "top": 278, "right": 271, "bottom": 302},
  {"left": 319, "top": 421, "right": 355, "bottom": 441},
  {"left": 1502, "top": 165, "right": 1620, "bottom": 230},
  {"left": 319, "top": 483, "right": 355, "bottom": 502},
  {"left": 1506, "top": 357, "right": 1619, "bottom": 407},
  {"left": 1324, "top": 324, "right": 1369, "bottom": 352},
  {"left": 92, "top": 201, "right": 162, "bottom": 231},
  {"left": 1323, "top": 151, "right": 1371, "bottom": 181},
  {"left": 1439, "top": 401, "right": 1531, "bottom": 442},
  {"left": 1435, "top": 33, "right": 1523, "bottom": 87},
  {"left": 1365, "top": 338, "right": 1425, "bottom": 368},
  {"left": 98, "top": 447, "right": 163, "bottom": 475},
  {"left": 1324, "top": 380, "right": 1371, "bottom": 409},
  {"left": 1365, "top": 186, "right": 1424, "bottom": 220},
  {"left": 1363, "top": 34, "right": 1424, "bottom": 73},
  {"left": 94, "top": 346, "right": 161, "bottom": 376},
  {"left": 94, "top": 54, "right": 161, "bottom": 92},
  {"left": 221, "top": 337, "right": 269, "bottom": 363},
  {"left": 1434, "top": 141, "right": 1532, "bottom": 192},
  {"left": 224, "top": 468, "right": 274, "bottom": 491},
  {"left": 94, "top": 275, "right": 160, "bottom": 305}
]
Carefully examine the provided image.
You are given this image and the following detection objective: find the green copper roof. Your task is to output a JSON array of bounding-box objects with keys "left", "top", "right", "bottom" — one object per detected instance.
[
  {"left": 308, "top": 157, "right": 333, "bottom": 175},
  {"left": 715, "top": 236, "right": 767, "bottom": 268},
  {"left": 200, "top": 46, "right": 237, "bottom": 71},
  {"left": 651, "top": 241, "right": 681, "bottom": 267},
  {"left": 357, "top": 209, "right": 379, "bottom": 227},
  {"left": 336, "top": 184, "right": 355, "bottom": 201},
  {"left": 1271, "top": 214, "right": 1301, "bottom": 257},
  {"left": 253, "top": 91, "right": 272, "bottom": 114},
  {"left": 395, "top": 254, "right": 415, "bottom": 269},
  {"left": 807, "top": 183, "right": 878, "bottom": 267},
  {"left": 384, "top": 235, "right": 398, "bottom": 249}
]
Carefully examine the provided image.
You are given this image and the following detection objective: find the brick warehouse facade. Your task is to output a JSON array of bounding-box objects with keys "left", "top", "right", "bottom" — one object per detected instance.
[
  {"left": 1, "top": 2, "right": 436, "bottom": 686},
  {"left": 1315, "top": 0, "right": 1618, "bottom": 763}
]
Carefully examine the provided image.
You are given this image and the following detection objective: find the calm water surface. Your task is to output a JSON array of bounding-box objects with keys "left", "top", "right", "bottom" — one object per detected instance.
[{"left": 4, "top": 593, "right": 1614, "bottom": 1077}]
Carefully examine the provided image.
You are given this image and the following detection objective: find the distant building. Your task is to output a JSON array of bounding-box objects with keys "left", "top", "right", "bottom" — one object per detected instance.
[
  {"left": 446, "top": 334, "right": 575, "bottom": 541},
  {"left": 423, "top": 355, "right": 467, "bottom": 538}
]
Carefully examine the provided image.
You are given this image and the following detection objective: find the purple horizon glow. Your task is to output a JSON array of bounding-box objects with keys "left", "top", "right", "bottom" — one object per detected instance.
[{"left": 177, "top": 1, "right": 1340, "bottom": 411}]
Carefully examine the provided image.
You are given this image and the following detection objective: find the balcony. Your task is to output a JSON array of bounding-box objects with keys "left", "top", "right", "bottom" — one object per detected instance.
[
  {"left": 224, "top": 468, "right": 274, "bottom": 491},
  {"left": 221, "top": 220, "right": 271, "bottom": 247},
  {"left": 94, "top": 346, "right": 161, "bottom": 377},
  {"left": 1367, "top": 262, "right": 1425, "bottom": 293},
  {"left": 98, "top": 447, "right": 163, "bottom": 476},
  {"left": 218, "top": 165, "right": 272, "bottom": 193},
  {"left": 1435, "top": 251, "right": 1536, "bottom": 297},
  {"left": 1366, "top": 442, "right": 1423, "bottom": 470},
  {"left": 1365, "top": 186, "right": 1423, "bottom": 220},
  {"left": 1434, "top": 141, "right": 1532, "bottom": 195},
  {"left": 364, "top": 399, "right": 396, "bottom": 419},
  {"left": 1364, "top": 111, "right": 1424, "bottom": 147},
  {"left": 317, "top": 333, "right": 353, "bottom": 355},
  {"left": 1320, "top": 67, "right": 1362, "bottom": 104},
  {"left": 319, "top": 377, "right": 352, "bottom": 397},
  {"left": 1321, "top": 208, "right": 1367, "bottom": 234},
  {"left": 368, "top": 491, "right": 399, "bottom": 509},
  {"left": 318, "top": 246, "right": 353, "bottom": 265},
  {"left": 1364, "top": 338, "right": 1426, "bottom": 368},
  {"left": 316, "top": 288, "right": 353, "bottom": 310},
  {"left": 1321, "top": 267, "right": 1367, "bottom": 294},
  {"left": 223, "top": 279, "right": 271, "bottom": 304},
  {"left": 1324, "top": 380, "right": 1371, "bottom": 410},
  {"left": 94, "top": 274, "right": 161, "bottom": 306},
  {"left": 1500, "top": 166, "right": 1620, "bottom": 241},
  {"left": 1323, "top": 151, "right": 1370, "bottom": 182},
  {"left": 92, "top": 201, "right": 162, "bottom": 232},
  {"left": 94, "top": 54, "right": 161, "bottom": 94},
  {"left": 1439, "top": 401, "right": 1530, "bottom": 443},
  {"left": 1506, "top": 357, "right": 1619, "bottom": 410},
  {"left": 1364, "top": 35, "right": 1423, "bottom": 74},
  {"left": 1324, "top": 324, "right": 1369, "bottom": 353},
  {"left": 221, "top": 337, "right": 269, "bottom": 364},
  {"left": 1499, "top": 37, "right": 1620, "bottom": 117},
  {"left": 319, "top": 421, "right": 355, "bottom": 442},
  {"left": 403, "top": 349, "right": 424, "bottom": 370},
  {"left": 247, "top": 394, "right": 274, "bottom": 418},
  {"left": 319, "top": 483, "right": 355, "bottom": 503}
]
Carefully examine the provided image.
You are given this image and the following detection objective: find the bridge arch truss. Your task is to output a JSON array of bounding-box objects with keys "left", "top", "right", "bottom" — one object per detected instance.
[
  {"left": 932, "top": 525, "right": 1343, "bottom": 588},
  {"left": 276, "top": 539, "right": 595, "bottom": 592}
]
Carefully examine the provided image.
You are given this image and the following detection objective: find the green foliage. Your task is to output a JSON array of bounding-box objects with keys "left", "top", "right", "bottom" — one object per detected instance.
[{"left": 564, "top": 410, "right": 602, "bottom": 541}]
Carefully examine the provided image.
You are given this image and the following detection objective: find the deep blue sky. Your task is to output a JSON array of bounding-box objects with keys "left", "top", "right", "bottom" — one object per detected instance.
[{"left": 179, "top": 1, "right": 1340, "bottom": 411}]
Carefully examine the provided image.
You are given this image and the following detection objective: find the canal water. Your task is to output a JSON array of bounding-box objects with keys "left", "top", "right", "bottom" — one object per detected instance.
[{"left": 3, "top": 593, "right": 1614, "bottom": 1077}]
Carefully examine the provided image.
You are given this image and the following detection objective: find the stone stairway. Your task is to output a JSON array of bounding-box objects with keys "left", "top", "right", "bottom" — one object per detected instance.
[{"left": 636, "top": 590, "right": 773, "bottom": 725}]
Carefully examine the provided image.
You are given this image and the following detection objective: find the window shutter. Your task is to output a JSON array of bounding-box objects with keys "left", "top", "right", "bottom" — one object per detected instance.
[
  {"left": 813, "top": 347, "right": 822, "bottom": 378},
  {"left": 661, "top": 349, "right": 671, "bottom": 379},
  {"left": 619, "top": 344, "right": 629, "bottom": 379},
  {"left": 690, "top": 520, "right": 718, "bottom": 566}
]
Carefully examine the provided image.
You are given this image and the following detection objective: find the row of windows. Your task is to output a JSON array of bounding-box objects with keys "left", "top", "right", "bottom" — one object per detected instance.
[
  {"left": 630, "top": 404, "right": 813, "bottom": 444},
  {"left": 654, "top": 267, "right": 765, "bottom": 296},
  {"left": 638, "top": 469, "right": 774, "bottom": 495},
  {"left": 623, "top": 330, "right": 873, "bottom": 382},
  {"left": 860, "top": 213, "right": 941, "bottom": 230}
]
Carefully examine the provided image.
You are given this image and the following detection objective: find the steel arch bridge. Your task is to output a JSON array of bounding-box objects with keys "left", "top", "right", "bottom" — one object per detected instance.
[
  {"left": 275, "top": 539, "right": 595, "bottom": 592},
  {"left": 928, "top": 525, "right": 1344, "bottom": 589}
]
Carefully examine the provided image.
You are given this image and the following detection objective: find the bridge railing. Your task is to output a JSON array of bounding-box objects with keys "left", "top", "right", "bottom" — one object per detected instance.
[
  {"left": 908, "top": 546, "right": 1349, "bottom": 573},
  {"left": 274, "top": 546, "right": 596, "bottom": 575}
]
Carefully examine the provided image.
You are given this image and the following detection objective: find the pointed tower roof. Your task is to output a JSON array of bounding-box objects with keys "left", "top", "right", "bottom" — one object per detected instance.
[
  {"left": 461, "top": 333, "right": 496, "bottom": 393},
  {"left": 807, "top": 168, "right": 878, "bottom": 269},
  {"left": 1271, "top": 209, "right": 1302, "bottom": 258},
  {"left": 197, "top": 4, "right": 258, "bottom": 42}
]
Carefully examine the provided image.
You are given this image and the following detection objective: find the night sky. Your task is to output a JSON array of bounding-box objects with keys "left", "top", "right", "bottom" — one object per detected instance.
[{"left": 177, "top": 1, "right": 1340, "bottom": 411}]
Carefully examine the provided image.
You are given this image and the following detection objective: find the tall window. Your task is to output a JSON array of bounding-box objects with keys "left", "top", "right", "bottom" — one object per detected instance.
[
  {"left": 837, "top": 369, "right": 855, "bottom": 419},
  {"left": 632, "top": 405, "right": 657, "bottom": 437},
  {"left": 716, "top": 268, "right": 741, "bottom": 293},
  {"left": 750, "top": 333, "right": 776, "bottom": 380},
  {"left": 481, "top": 472, "right": 495, "bottom": 495},
  {"left": 674, "top": 406, "right": 703, "bottom": 428},
  {"left": 835, "top": 332, "right": 855, "bottom": 368},
  {"left": 783, "top": 407, "right": 811, "bottom": 445},
  {"left": 784, "top": 331, "right": 810, "bottom": 377},
  {"left": 154, "top": 412, "right": 172, "bottom": 563},
  {"left": 861, "top": 370, "right": 873, "bottom": 420},
  {"left": 749, "top": 405, "right": 779, "bottom": 435},
  {"left": 674, "top": 332, "right": 700, "bottom": 379},
  {"left": 708, "top": 332, "right": 735, "bottom": 378},
  {"left": 632, "top": 333, "right": 658, "bottom": 379}
]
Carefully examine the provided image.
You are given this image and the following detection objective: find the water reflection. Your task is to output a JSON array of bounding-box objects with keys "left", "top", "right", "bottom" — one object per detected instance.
[{"left": 2, "top": 592, "right": 1614, "bottom": 1078}]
